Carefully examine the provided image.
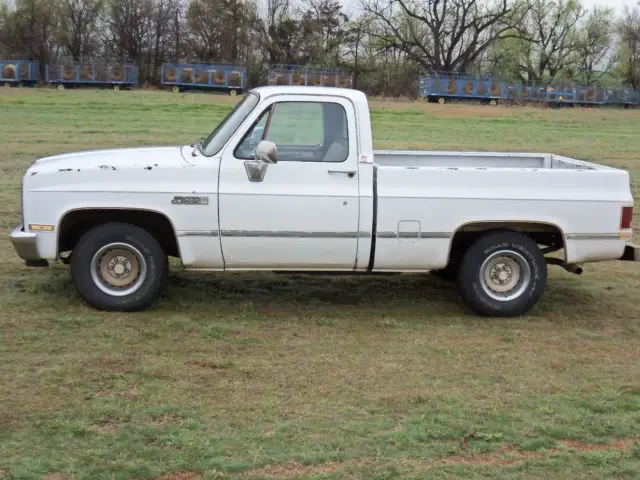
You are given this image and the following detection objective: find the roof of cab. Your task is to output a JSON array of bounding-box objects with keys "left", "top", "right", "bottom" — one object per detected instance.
[{"left": 249, "top": 85, "right": 367, "bottom": 102}]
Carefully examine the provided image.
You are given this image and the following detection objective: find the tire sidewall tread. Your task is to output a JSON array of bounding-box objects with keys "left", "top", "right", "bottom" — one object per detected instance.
[
  {"left": 457, "top": 231, "right": 547, "bottom": 317},
  {"left": 71, "top": 222, "right": 167, "bottom": 311}
]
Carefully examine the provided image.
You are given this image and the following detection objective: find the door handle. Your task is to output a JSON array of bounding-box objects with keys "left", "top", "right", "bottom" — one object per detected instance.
[{"left": 328, "top": 169, "right": 356, "bottom": 178}]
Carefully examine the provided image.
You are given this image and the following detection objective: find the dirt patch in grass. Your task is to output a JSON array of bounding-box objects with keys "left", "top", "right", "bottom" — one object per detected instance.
[
  {"left": 155, "top": 472, "right": 203, "bottom": 480},
  {"left": 88, "top": 420, "right": 120, "bottom": 434},
  {"left": 241, "top": 459, "right": 369, "bottom": 478},
  {"left": 241, "top": 437, "right": 640, "bottom": 477},
  {"left": 429, "top": 448, "right": 541, "bottom": 467},
  {"left": 42, "top": 474, "right": 72, "bottom": 480},
  {"left": 561, "top": 438, "right": 639, "bottom": 451}
]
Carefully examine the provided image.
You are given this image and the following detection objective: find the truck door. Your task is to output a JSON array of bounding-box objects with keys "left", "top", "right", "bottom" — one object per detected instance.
[{"left": 217, "top": 95, "right": 361, "bottom": 270}]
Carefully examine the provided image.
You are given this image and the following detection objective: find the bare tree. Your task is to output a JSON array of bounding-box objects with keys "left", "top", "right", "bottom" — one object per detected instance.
[
  {"left": 301, "top": 0, "right": 349, "bottom": 65},
  {"left": 617, "top": 3, "right": 640, "bottom": 89},
  {"left": 186, "top": 0, "right": 257, "bottom": 63},
  {"left": 515, "top": 0, "right": 585, "bottom": 84},
  {"left": 148, "top": 0, "right": 180, "bottom": 77},
  {"left": 10, "top": 0, "right": 60, "bottom": 72},
  {"left": 572, "top": 6, "right": 616, "bottom": 85},
  {"left": 58, "top": 0, "right": 104, "bottom": 60},
  {"left": 105, "top": 0, "right": 152, "bottom": 61},
  {"left": 359, "top": 0, "right": 530, "bottom": 73}
]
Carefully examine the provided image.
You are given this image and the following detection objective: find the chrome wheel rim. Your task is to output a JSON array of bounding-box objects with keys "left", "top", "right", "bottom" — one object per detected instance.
[
  {"left": 90, "top": 242, "right": 147, "bottom": 296},
  {"left": 480, "top": 250, "right": 531, "bottom": 302}
]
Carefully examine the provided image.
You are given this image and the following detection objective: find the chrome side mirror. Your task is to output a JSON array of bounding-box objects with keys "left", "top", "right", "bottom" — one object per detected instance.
[{"left": 255, "top": 140, "right": 277, "bottom": 164}]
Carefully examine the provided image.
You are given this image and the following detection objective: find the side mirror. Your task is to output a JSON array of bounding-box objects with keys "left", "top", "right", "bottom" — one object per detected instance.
[{"left": 255, "top": 140, "right": 277, "bottom": 164}]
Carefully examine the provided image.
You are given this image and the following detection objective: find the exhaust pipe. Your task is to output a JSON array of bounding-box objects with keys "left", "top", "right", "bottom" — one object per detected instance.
[{"left": 546, "top": 257, "right": 583, "bottom": 275}]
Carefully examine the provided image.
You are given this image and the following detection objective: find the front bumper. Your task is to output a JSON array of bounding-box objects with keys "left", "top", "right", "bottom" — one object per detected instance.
[
  {"left": 10, "top": 224, "right": 48, "bottom": 266},
  {"left": 621, "top": 241, "right": 640, "bottom": 261}
]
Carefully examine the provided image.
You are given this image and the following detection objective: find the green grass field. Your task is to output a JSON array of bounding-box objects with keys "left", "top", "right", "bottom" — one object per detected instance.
[{"left": 1, "top": 88, "right": 640, "bottom": 480}]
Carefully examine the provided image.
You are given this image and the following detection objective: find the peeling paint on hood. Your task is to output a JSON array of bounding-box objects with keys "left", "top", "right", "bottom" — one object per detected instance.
[{"left": 29, "top": 146, "right": 190, "bottom": 175}]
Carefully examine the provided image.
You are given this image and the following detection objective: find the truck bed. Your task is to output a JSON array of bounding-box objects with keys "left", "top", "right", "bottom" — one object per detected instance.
[
  {"left": 370, "top": 149, "right": 632, "bottom": 271},
  {"left": 372, "top": 151, "right": 614, "bottom": 170}
]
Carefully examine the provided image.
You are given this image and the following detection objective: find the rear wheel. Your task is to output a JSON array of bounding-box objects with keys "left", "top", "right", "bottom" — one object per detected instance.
[
  {"left": 457, "top": 230, "right": 547, "bottom": 317},
  {"left": 70, "top": 222, "right": 167, "bottom": 311}
]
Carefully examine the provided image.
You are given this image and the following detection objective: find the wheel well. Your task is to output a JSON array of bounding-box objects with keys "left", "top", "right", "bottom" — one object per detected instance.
[
  {"left": 448, "top": 222, "right": 565, "bottom": 265},
  {"left": 58, "top": 209, "right": 180, "bottom": 258}
]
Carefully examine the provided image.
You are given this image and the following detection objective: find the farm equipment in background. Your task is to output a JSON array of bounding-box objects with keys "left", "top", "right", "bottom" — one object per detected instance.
[
  {"left": 621, "top": 89, "right": 640, "bottom": 108},
  {"left": 46, "top": 63, "right": 138, "bottom": 91},
  {"left": 3, "top": 57, "right": 640, "bottom": 108},
  {"left": 502, "top": 83, "right": 614, "bottom": 107},
  {"left": 268, "top": 64, "right": 353, "bottom": 89},
  {"left": 0, "top": 60, "right": 39, "bottom": 88},
  {"left": 421, "top": 71, "right": 640, "bottom": 108},
  {"left": 418, "top": 72, "right": 506, "bottom": 105},
  {"left": 160, "top": 63, "right": 246, "bottom": 95}
]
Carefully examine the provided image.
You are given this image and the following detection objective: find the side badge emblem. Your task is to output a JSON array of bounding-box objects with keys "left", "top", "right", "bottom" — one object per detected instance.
[{"left": 172, "top": 196, "right": 209, "bottom": 205}]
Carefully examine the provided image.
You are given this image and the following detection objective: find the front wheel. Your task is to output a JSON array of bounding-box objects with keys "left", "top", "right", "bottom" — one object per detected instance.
[
  {"left": 457, "top": 231, "right": 547, "bottom": 317},
  {"left": 70, "top": 222, "right": 167, "bottom": 311}
]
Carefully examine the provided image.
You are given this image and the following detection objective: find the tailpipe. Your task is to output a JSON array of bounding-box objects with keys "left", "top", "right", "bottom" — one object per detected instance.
[{"left": 546, "top": 257, "right": 583, "bottom": 275}]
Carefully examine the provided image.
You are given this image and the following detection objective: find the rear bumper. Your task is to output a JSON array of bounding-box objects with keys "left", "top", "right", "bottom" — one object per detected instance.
[
  {"left": 621, "top": 242, "right": 640, "bottom": 261},
  {"left": 9, "top": 224, "right": 48, "bottom": 266}
]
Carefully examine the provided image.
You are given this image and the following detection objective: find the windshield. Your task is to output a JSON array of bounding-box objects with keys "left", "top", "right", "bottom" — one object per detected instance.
[{"left": 201, "top": 91, "right": 260, "bottom": 156}]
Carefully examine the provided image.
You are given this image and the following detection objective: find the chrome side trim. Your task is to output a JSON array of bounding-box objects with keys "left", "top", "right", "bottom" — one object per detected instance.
[
  {"left": 178, "top": 231, "right": 219, "bottom": 237},
  {"left": 179, "top": 230, "right": 453, "bottom": 239},
  {"left": 565, "top": 233, "right": 620, "bottom": 240},
  {"left": 221, "top": 230, "right": 371, "bottom": 238},
  {"left": 377, "top": 231, "right": 452, "bottom": 239}
]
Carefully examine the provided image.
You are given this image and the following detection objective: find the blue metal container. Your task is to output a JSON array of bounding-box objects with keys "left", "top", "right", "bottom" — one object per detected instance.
[
  {"left": 502, "top": 84, "right": 548, "bottom": 103},
  {"left": 46, "top": 63, "right": 138, "bottom": 90},
  {"left": 161, "top": 63, "right": 246, "bottom": 94},
  {"left": 621, "top": 89, "right": 640, "bottom": 107},
  {"left": 503, "top": 82, "right": 621, "bottom": 106},
  {"left": 419, "top": 72, "right": 505, "bottom": 104},
  {"left": 268, "top": 64, "right": 353, "bottom": 88},
  {"left": 543, "top": 85, "right": 612, "bottom": 106},
  {"left": 0, "top": 60, "right": 39, "bottom": 86}
]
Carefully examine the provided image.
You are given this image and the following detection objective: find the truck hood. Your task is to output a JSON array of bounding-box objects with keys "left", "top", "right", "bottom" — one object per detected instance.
[{"left": 28, "top": 145, "right": 191, "bottom": 174}]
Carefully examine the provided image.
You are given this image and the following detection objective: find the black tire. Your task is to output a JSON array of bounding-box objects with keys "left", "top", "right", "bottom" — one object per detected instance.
[
  {"left": 70, "top": 222, "right": 168, "bottom": 312},
  {"left": 456, "top": 230, "right": 547, "bottom": 317}
]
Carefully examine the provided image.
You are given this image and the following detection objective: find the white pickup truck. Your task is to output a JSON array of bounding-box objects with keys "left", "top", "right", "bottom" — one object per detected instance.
[{"left": 9, "top": 86, "right": 639, "bottom": 316}]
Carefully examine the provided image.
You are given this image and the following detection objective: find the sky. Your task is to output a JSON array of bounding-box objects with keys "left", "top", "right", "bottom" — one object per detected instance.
[
  {"left": 581, "top": 0, "right": 636, "bottom": 12},
  {"left": 337, "top": 0, "right": 638, "bottom": 16}
]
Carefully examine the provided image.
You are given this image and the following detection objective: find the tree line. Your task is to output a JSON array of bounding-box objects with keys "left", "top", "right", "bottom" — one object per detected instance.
[{"left": 1, "top": 0, "right": 639, "bottom": 96}]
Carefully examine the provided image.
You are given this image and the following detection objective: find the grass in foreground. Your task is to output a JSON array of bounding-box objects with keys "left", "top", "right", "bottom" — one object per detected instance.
[{"left": 1, "top": 88, "right": 640, "bottom": 479}]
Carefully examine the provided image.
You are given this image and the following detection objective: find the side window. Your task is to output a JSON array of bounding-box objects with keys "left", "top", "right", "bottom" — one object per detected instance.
[
  {"left": 266, "top": 103, "right": 323, "bottom": 146},
  {"left": 234, "top": 101, "right": 349, "bottom": 163},
  {"left": 234, "top": 107, "right": 271, "bottom": 160}
]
